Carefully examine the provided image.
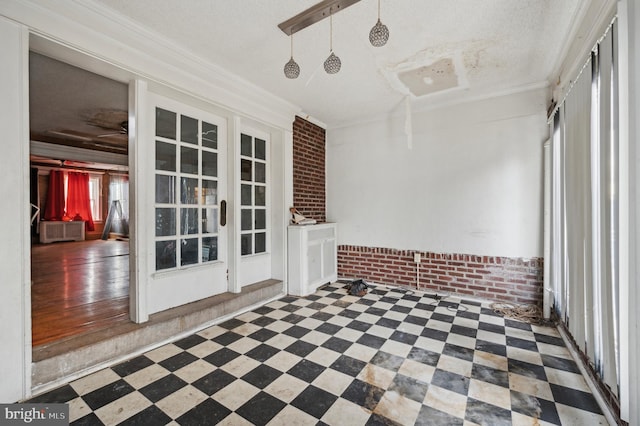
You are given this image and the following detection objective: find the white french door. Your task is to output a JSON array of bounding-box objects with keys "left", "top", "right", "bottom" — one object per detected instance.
[
  {"left": 143, "top": 93, "right": 278, "bottom": 310},
  {"left": 147, "top": 93, "right": 228, "bottom": 309}
]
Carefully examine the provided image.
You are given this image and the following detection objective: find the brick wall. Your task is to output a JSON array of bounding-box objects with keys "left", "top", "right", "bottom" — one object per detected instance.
[
  {"left": 290, "top": 117, "right": 541, "bottom": 305},
  {"left": 292, "top": 116, "right": 326, "bottom": 222},
  {"left": 338, "top": 245, "right": 543, "bottom": 305}
]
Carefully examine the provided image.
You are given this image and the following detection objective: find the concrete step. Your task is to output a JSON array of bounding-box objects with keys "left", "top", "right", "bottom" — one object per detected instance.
[{"left": 31, "top": 280, "right": 284, "bottom": 394}]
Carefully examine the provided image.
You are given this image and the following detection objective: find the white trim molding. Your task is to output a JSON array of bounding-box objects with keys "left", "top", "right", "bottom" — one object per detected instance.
[{"left": 1, "top": 0, "right": 301, "bottom": 131}]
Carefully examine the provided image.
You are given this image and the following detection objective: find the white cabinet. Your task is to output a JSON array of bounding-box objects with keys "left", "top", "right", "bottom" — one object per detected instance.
[{"left": 288, "top": 223, "right": 337, "bottom": 296}]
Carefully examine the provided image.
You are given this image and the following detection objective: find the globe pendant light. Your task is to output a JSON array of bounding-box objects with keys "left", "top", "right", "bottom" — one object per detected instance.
[
  {"left": 369, "top": 0, "right": 389, "bottom": 47},
  {"left": 324, "top": 13, "right": 341, "bottom": 74},
  {"left": 283, "top": 34, "right": 300, "bottom": 79}
]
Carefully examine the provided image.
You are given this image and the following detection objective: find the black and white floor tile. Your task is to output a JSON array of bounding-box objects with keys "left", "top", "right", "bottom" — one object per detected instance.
[{"left": 28, "top": 283, "right": 608, "bottom": 425}]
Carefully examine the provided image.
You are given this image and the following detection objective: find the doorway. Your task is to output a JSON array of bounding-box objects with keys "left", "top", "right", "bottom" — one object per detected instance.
[{"left": 29, "top": 51, "right": 132, "bottom": 347}]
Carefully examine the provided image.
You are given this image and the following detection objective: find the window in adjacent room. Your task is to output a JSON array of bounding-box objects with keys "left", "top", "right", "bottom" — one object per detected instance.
[{"left": 88, "top": 174, "right": 102, "bottom": 221}]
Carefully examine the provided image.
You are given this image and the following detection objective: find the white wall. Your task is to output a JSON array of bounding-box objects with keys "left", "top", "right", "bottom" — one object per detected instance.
[
  {"left": 629, "top": 1, "right": 640, "bottom": 422},
  {"left": 327, "top": 88, "right": 548, "bottom": 258},
  {"left": 0, "top": 16, "right": 30, "bottom": 403},
  {"left": 620, "top": 0, "right": 640, "bottom": 422}
]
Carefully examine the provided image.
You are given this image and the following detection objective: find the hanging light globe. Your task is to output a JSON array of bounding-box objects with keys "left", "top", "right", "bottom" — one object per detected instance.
[
  {"left": 324, "top": 52, "right": 341, "bottom": 74},
  {"left": 369, "top": 0, "right": 389, "bottom": 47},
  {"left": 284, "top": 57, "right": 300, "bottom": 79},
  {"left": 324, "top": 14, "right": 341, "bottom": 74},
  {"left": 283, "top": 34, "right": 300, "bottom": 79},
  {"left": 369, "top": 19, "right": 389, "bottom": 47}
]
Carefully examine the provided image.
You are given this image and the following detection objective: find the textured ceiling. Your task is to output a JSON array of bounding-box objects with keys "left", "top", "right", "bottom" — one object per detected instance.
[
  {"left": 29, "top": 52, "right": 129, "bottom": 155},
  {"left": 28, "top": 0, "right": 587, "bottom": 134},
  {"left": 89, "top": 0, "right": 584, "bottom": 128},
  {"left": 30, "top": 52, "right": 128, "bottom": 136}
]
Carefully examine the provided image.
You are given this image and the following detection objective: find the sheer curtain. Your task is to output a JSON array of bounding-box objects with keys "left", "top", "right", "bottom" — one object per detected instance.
[
  {"left": 108, "top": 174, "right": 129, "bottom": 235},
  {"left": 66, "top": 172, "right": 95, "bottom": 231}
]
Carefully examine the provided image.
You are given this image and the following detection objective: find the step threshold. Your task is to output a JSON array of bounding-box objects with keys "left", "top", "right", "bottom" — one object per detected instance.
[{"left": 31, "top": 279, "right": 284, "bottom": 393}]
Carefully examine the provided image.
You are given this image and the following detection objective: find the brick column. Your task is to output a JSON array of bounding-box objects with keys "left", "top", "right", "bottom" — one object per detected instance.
[{"left": 292, "top": 116, "right": 326, "bottom": 222}]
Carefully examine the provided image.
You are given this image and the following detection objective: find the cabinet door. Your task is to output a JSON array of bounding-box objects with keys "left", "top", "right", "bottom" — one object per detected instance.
[
  {"left": 307, "top": 242, "right": 323, "bottom": 284},
  {"left": 322, "top": 240, "right": 336, "bottom": 280}
]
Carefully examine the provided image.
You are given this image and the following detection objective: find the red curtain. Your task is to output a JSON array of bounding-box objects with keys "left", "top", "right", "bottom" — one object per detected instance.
[
  {"left": 66, "top": 172, "right": 95, "bottom": 231},
  {"left": 43, "top": 170, "right": 65, "bottom": 221}
]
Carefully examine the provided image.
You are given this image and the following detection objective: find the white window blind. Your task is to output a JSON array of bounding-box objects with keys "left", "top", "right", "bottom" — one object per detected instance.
[{"left": 549, "top": 20, "right": 620, "bottom": 399}]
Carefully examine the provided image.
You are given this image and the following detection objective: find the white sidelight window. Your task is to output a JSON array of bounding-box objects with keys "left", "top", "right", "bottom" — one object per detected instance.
[{"left": 239, "top": 132, "right": 268, "bottom": 256}]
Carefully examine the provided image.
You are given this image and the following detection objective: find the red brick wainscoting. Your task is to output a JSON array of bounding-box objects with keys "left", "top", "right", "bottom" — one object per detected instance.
[
  {"left": 337, "top": 245, "right": 543, "bottom": 305},
  {"left": 293, "top": 116, "right": 326, "bottom": 223}
]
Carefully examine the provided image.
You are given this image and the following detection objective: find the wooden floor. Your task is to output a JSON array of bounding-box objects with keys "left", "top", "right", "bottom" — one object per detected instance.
[{"left": 31, "top": 239, "right": 130, "bottom": 347}]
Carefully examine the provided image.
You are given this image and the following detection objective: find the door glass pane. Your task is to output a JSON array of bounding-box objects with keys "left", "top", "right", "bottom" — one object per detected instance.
[
  {"left": 154, "top": 101, "right": 225, "bottom": 272},
  {"left": 181, "top": 178, "right": 198, "bottom": 204},
  {"left": 255, "top": 186, "right": 265, "bottom": 206},
  {"left": 241, "top": 209, "right": 252, "bottom": 231},
  {"left": 255, "top": 162, "right": 266, "bottom": 183},
  {"left": 202, "top": 151, "right": 217, "bottom": 177},
  {"left": 156, "top": 108, "right": 176, "bottom": 140},
  {"left": 202, "top": 208, "right": 218, "bottom": 234},
  {"left": 241, "top": 184, "right": 252, "bottom": 205},
  {"left": 255, "top": 209, "right": 266, "bottom": 230},
  {"left": 181, "top": 115, "right": 198, "bottom": 144},
  {"left": 241, "top": 133, "right": 252, "bottom": 156},
  {"left": 181, "top": 146, "right": 199, "bottom": 174},
  {"left": 255, "top": 138, "right": 266, "bottom": 160},
  {"left": 241, "top": 234, "right": 252, "bottom": 255},
  {"left": 202, "top": 236, "right": 218, "bottom": 262},
  {"left": 202, "top": 122, "right": 217, "bottom": 149},
  {"left": 201, "top": 180, "right": 217, "bottom": 205},
  {"left": 156, "top": 208, "right": 176, "bottom": 236},
  {"left": 255, "top": 232, "right": 266, "bottom": 253},
  {"left": 156, "top": 141, "right": 176, "bottom": 171},
  {"left": 156, "top": 240, "right": 176, "bottom": 270},
  {"left": 156, "top": 175, "right": 176, "bottom": 203},
  {"left": 180, "top": 208, "right": 199, "bottom": 235},
  {"left": 181, "top": 238, "right": 198, "bottom": 266},
  {"left": 241, "top": 159, "right": 252, "bottom": 181}
]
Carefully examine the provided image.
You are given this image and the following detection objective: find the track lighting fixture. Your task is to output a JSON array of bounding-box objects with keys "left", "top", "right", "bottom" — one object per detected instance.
[{"left": 278, "top": 0, "right": 390, "bottom": 79}]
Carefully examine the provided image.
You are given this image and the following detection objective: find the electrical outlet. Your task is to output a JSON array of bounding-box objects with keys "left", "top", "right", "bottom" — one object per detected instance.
[{"left": 414, "top": 252, "right": 421, "bottom": 263}]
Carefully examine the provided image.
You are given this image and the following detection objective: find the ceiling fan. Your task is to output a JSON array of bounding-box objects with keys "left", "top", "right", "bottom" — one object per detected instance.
[
  {"left": 96, "top": 120, "right": 128, "bottom": 138},
  {"left": 37, "top": 109, "right": 129, "bottom": 154},
  {"left": 83, "top": 109, "right": 128, "bottom": 137}
]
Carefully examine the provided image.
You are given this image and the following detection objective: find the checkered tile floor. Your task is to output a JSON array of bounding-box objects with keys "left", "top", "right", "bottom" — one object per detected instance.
[{"left": 28, "top": 283, "right": 609, "bottom": 425}]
